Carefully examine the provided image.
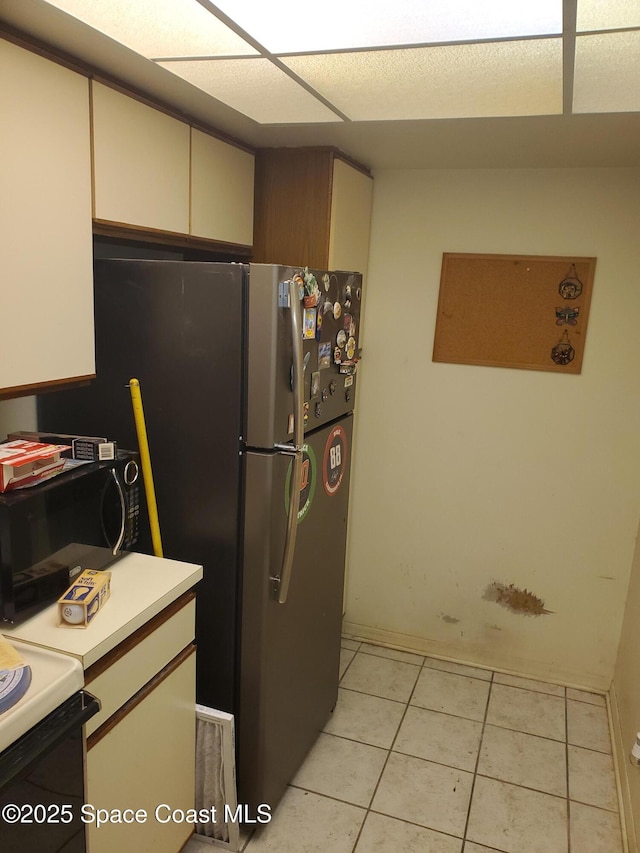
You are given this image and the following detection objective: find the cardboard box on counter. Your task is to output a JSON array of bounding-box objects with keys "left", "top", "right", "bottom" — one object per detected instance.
[
  {"left": 0, "top": 440, "right": 70, "bottom": 492},
  {"left": 58, "top": 569, "right": 111, "bottom": 628},
  {"left": 8, "top": 431, "right": 116, "bottom": 462}
]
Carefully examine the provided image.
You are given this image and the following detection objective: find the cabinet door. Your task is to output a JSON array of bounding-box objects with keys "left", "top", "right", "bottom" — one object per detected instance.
[
  {"left": 92, "top": 82, "right": 190, "bottom": 234},
  {"left": 85, "top": 597, "right": 195, "bottom": 736},
  {"left": 86, "top": 648, "right": 196, "bottom": 853},
  {"left": 328, "top": 158, "right": 373, "bottom": 278},
  {"left": 191, "top": 128, "right": 254, "bottom": 246},
  {"left": 0, "top": 39, "right": 94, "bottom": 393},
  {"left": 252, "top": 147, "right": 333, "bottom": 268}
]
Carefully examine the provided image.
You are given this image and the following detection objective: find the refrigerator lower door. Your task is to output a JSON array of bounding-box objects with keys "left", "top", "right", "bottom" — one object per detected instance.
[{"left": 238, "top": 415, "right": 353, "bottom": 813}]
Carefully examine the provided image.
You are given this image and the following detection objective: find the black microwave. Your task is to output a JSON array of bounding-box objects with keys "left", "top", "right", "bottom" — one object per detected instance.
[{"left": 0, "top": 452, "right": 141, "bottom": 623}]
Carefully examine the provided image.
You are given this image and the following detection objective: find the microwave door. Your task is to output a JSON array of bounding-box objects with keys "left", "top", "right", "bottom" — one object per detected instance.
[{"left": 0, "top": 456, "right": 140, "bottom": 624}]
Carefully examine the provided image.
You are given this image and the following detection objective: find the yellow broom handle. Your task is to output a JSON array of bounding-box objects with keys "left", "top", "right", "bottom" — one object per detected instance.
[{"left": 128, "top": 378, "right": 163, "bottom": 557}]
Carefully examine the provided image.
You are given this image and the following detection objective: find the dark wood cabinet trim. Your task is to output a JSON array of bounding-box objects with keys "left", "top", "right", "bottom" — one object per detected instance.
[
  {"left": 0, "top": 375, "right": 94, "bottom": 401},
  {"left": 93, "top": 220, "right": 253, "bottom": 256},
  {"left": 1, "top": 23, "right": 89, "bottom": 78},
  {"left": 331, "top": 149, "right": 373, "bottom": 178},
  {"left": 85, "top": 591, "right": 195, "bottom": 686},
  {"left": 87, "top": 643, "right": 196, "bottom": 751}
]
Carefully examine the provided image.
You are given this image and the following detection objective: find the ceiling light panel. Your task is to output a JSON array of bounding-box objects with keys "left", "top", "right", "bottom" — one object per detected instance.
[
  {"left": 282, "top": 40, "right": 562, "bottom": 121},
  {"left": 574, "top": 31, "right": 640, "bottom": 112},
  {"left": 42, "top": 0, "right": 258, "bottom": 58},
  {"left": 576, "top": 0, "right": 640, "bottom": 32},
  {"left": 157, "top": 58, "right": 342, "bottom": 123},
  {"left": 211, "top": 0, "right": 562, "bottom": 53}
]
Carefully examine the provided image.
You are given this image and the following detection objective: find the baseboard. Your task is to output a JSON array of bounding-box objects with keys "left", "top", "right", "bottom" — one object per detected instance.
[
  {"left": 610, "top": 683, "right": 637, "bottom": 853},
  {"left": 342, "top": 620, "right": 608, "bottom": 693}
]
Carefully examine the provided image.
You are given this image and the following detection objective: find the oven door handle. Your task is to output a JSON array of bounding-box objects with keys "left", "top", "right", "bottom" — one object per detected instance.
[{"left": 0, "top": 691, "right": 100, "bottom": 790}]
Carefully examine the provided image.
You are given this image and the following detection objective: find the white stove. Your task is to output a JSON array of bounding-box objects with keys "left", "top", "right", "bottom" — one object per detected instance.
[{"left": 0, "top": 638, "right": 83, "bottom": 753}]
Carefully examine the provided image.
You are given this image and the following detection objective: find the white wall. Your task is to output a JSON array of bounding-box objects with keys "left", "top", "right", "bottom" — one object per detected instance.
[
  {"left": 345, "top": 167, "right": 640, "bottom": 690},
  {"left": 0, "top": 397, "right": 37, "bottom": 438}
]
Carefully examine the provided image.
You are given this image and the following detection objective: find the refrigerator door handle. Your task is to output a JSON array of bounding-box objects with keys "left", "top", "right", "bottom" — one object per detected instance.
[{"left": 272, "top": 278, "right": 305, "bottom": 605}]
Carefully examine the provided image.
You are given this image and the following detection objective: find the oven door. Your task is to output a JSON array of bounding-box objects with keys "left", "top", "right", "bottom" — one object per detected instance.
[{"left": 0, "top": 690, "right": 99, "bottom": 852}]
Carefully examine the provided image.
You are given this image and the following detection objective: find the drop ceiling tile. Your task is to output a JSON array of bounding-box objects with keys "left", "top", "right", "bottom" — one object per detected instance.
[
  {"left": 282, "top": 40, "right": 562, "bottom": 121},
  {"left": 43, "top": 0, "right": 258, "bottom": 58},
  {"left": 156, "top": 58, "right": 342, "bottom": 123},
  {"left": 213, "top": 0, "right": 562, "bottom": 53},
  {"left": 577, "top": 0, "right": 640, "bottom": 32},
  {"left": 574, "top": 31, "right": 640, "bottom": 112}
]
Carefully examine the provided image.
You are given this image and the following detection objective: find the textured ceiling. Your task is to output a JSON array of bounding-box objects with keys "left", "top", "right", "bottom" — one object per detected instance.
[{"left": 2, "top": 0, "right": 640, "bottom": 169}]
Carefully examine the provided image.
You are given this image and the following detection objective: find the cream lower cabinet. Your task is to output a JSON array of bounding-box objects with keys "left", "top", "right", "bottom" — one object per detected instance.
[{"left": 85, "top": 596, "right": 196, "bottom": 853}]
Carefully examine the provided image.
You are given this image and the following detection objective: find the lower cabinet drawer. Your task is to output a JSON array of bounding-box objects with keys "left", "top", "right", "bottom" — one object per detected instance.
[
  {"left": 86, "top": 647, "right": 196, "bottom": 853},
  {"left": 84, "top": 594, "right": 195, "bottom": 736}
]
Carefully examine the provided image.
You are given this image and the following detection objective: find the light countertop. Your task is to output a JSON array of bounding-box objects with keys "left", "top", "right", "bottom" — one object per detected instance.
[{"left": 2, "top": 552, "right": 203, "bottom": 669}]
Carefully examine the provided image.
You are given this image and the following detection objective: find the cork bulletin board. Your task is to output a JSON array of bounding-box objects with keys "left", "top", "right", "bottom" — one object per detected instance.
[{"left": 432, "top": 253, "right": 596, "bottom": 374}]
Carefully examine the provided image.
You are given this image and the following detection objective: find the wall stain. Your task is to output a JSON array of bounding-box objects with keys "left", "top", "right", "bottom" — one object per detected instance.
[
  {"left": 440, "top": 614, "right": 460, "bottom": 624},
  {"left": 598, "top": 576, "right": 615, "bottom": 580},
  {"left": 483, "top": 581, "right": 553, "bottom": 616}
]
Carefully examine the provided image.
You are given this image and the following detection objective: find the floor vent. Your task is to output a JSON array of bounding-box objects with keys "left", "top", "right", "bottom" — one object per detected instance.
[{"left": 194, "top": 705, "right": 240, "bottom": 852}]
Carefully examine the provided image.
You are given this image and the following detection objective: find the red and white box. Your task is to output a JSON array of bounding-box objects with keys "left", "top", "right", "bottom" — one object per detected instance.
[{"left": 0, "top": 440, "right": 70, "bottom": 492}]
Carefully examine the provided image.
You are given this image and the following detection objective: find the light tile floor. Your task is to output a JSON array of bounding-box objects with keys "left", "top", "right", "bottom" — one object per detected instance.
[{"left": 186, "top": 637, "right": 624, "bottom": 853}]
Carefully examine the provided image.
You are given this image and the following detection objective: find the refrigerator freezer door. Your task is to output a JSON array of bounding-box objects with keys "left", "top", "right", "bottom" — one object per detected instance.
[
  {"left": 238, "top": 415, "right": 353, "bottom": 812},
  {"left": 246, "top": 265, "right": 362, "bottom": 449}
]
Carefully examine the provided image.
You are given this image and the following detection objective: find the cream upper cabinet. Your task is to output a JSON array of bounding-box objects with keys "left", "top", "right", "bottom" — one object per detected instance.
[
  {"left": 0, "top": 38, "right": 94, "bottom": 394},
  {"left": 191, "top": 128, "right": 255, "bottom": 246},
  {"left": 328, "top": 158, "right": 374, "bottom": 279},
  {"left": 92, "top": 81, "right": 190, "bottom": 234}
]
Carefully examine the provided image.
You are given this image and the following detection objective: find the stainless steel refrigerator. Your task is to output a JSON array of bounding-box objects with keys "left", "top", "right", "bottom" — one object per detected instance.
[{"left": 37, "top": 260, "right": 362, "bottom": 812}]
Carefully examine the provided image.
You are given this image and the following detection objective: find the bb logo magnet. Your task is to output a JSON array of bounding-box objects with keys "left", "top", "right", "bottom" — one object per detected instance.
[{"left": 323, "top": 426, "right": 348, "bottom": 496}]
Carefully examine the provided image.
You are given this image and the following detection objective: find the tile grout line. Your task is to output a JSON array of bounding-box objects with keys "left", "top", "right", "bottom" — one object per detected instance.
[
  {"left": 334, "top": 643, "right": 619, "bottom": 852},
  {"left": 461, "top": 669, "right": 495, "bottom": 846},
  {"left": 347, "top": 654, "right": 429, "bottom": 853},
  {"left": 324, "top": 707, "right": 616, "bottom": 807},
  {"left": 336, "top": 684, "right": 407, "bottom": 707},
  {"left": 284, "top": 783, "right": 470, "bottom": 847},
  {"left": 245, "top": 638, "right": 622, "bottom": 853},
  {"left": 338, "top": 643, "right": 361, "bottom": 682},
  {"left": 338, "top": 642, "right": 367, "bottom": 853}
]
